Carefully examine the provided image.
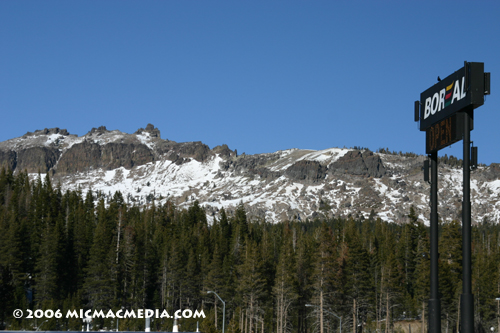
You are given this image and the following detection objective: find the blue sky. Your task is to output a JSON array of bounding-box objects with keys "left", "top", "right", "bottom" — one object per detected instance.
[{"left": 1, "top": 1, "right": 499, "bottom": 164}]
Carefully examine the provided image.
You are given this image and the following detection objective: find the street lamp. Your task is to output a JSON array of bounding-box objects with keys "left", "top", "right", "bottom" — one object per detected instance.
[
  {"left": 36, "top": 320, "right": 48, "bottom": 331},
  {"left": 306, "top": 304, "right": 342, "bottom": 333},
  {"left": 495, "top": 298, "right": 500, "bottom": 333},
  {"left": 208, "top": 291, "right": 225, "bottom": 333},
  {"left": 83, "top": 316, "right": 92, "bottom": 332},
  {"left": 117, "top": 306, "right": 124, "bottom": 331}
]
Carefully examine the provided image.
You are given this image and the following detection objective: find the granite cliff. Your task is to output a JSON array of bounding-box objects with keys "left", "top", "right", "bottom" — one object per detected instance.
[{"left": 1, "top": 124, "right": 499, "bottom": 224}]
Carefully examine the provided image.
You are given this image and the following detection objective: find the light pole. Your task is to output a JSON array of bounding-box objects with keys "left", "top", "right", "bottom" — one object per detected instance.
[
  {"left": 117, "top": 306, "right": 124, "bottom": 331},
  {"left": 36, "top": 320, "right": 48, "bottom": 331},
  {"left": 208, "top": 291, "right": 225, "bottom": 333},
  {"left": 306, "top": 304, "right": 342, "bottom": 333},
  {"left": 495, "top": 298, "right": 500, "bottom": 333}
]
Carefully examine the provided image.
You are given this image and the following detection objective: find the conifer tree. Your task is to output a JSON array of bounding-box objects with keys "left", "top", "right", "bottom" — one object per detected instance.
[
  {"left": 380, "top": 233, "right": 403, "bottom": 333},
  {"left": 237, "top": 239, "right": 266, "bottom": 333},
  {"left": 206, "top": 244, "right": 225, "bottom": 296},
  {"left": 83, "top": 198, "right": 116, "bottom": 310},
  {"left": 35, "top": 218, "right": 59, "bottom": 303},
  {"left": 438, "top": 220, "right": 462, "bottom": 329},
  {"left": 344, "top": 218, "right": 371, "bottom": 333},
  {"left": 311, "top": 223, "right": 338, "bottom": 333},
  {"left": 273, "top": 230, "right": 298, "bottom": 333},
  {"left": 413, "top": 223, "right": 430, "bottom": 332}
]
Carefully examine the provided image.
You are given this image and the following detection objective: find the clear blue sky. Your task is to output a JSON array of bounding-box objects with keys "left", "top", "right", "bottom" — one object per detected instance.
[{"left": 1, "top": 1, "right": 499, "bottom": 164}]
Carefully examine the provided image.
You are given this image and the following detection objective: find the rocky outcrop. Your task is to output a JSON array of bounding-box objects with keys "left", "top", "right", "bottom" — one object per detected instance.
[
  {"left": 87, "top": 126, "right": 110, "bottom": 136},
  {"left": 330, "top": 150, "right": 386, "bottom": 178},
  {"left": 16, "top": 147, "right": 60, "bottom": 173},
  {"left": 480, "top": 163, "right": 500, "bottom": 181},
  {"left": 0, "top": 150, "right": 16, "bottom": 172},
  {"left": 101, "top": 142, "right": 155, "bottom": 169},
  {"left": 0, "top": 124, "right": 212, "bottom": 173},
  {"left": 23, "top": 127, "right": 70, "bottom": 138},
  {"left": 56, "top": 141, "right": 155, "bottom": 174},
  {"left": 177, "top": 142, "right": 211, "bottom": 162},
  {"left": 55, "top": 141, "right": 102, "bottom": 174},
  {"left": 212, "top": 144, "right": 235, "bottom": 158},
  {"left": 220, "top": 153, "right": 281, "bottom": 180},
  {"left": 285, "top": 160, "right": 327, "bottom": 183},
  {"left": 0, "top": 147, "right": 60, "bottom": 174},
  {"left": 135, "top": 123, "right": 161, "bottom": 138},
  {"left": 157, "top": 141, "right": 212, "bottom": 164}
]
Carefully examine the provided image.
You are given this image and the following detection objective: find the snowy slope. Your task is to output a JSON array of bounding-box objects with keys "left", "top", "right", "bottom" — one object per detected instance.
[
  {"left": 31, "top": 147, "right": 500, "bottom": 225},
  {"left": 4, "top": 125, "right": 499, "bottom": 225}
]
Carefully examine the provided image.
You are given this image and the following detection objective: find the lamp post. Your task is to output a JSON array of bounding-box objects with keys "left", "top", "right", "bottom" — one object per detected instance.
[
  {"left": 495, "top": 298, "right": 500, "bottom": 333},
  {"left": 36, "top": 320, "right": 48, "bottom": 331},
  {"left": 208, "top": 291, "right": 225, "bottom": 333},
  {"left": 117, "top": 306, "right": 124, "bottom": 331},
  {"left": 306, "top": 304, "right": 342, "bottom": 333},
  {"left": 83, "top": 317, "right": 92, "bottom": 332}
]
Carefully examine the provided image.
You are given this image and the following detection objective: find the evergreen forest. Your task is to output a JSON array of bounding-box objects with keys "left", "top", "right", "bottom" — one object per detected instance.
[{"left": 1, "top": 168, "right": 499, "bottom": 333}]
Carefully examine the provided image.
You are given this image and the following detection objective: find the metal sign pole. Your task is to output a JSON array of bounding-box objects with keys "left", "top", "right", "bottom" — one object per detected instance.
[
  {"left": 461, "top": 108, "right": 474, "bottom": 333},
  {"left": 417, "top": 61, "right": 489, "bottom": 333},
  {"left": 429, "top": 151, "right": 441, "bottom": 333}
]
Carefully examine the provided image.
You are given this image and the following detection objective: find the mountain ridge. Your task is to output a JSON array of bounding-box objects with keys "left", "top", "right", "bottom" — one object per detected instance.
[{"left": 1, "top": 124, "right": 499, "bottom": 224}]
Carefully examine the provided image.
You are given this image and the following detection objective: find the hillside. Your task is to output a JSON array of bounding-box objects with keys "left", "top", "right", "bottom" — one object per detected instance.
[{"left": 1, "top": 124, "right": 499, "bottom": 224}]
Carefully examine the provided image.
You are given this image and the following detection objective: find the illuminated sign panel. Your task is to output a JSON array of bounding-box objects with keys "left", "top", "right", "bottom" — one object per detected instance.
[
  {"left": 425, "top": 113, "right": 464, "bottom": 154},
  {"left": 419, "top": 62, "right": 485, "bottom": 131}
]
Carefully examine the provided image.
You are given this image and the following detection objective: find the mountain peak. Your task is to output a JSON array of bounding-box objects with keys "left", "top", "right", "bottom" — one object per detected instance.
[{"left": 135, "top": 123, "right": 161, "bottom": 138}]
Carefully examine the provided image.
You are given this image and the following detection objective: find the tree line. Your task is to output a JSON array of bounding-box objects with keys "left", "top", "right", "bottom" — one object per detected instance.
[{"left": 0, "top": 168, "right": 499, "bottom": 333}]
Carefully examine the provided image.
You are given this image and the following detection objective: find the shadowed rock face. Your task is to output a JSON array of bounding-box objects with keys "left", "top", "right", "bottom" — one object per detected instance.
[
  {"left": 330, "top": 150, "right": 386, "bottom": 178},
  {"left": 16, "top": 147, "right": 60, "bottom": 173},
  {"left": 0, "top": 125, "right": 218, "bottom": 175},
  {"left": 0, "top": 147, "right": 60, "bottom": 174},
  {"left": 52, "top": 141, "right": 101, "bottom": 174},
  {"left": 285, "top": 160, "right": 327, "bottom": 183},
  {"left": 56, "top": 141, "right": 156, "bottom": 175},
  {"left": 0, "top": 150, "right": 16, "bottom": 172},
  {"left": 220, "top": 153, "right": 281, "bottom": 180}
]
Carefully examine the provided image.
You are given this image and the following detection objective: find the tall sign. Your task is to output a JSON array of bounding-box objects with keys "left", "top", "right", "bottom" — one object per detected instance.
[
  {"left": 415, "top": 61, "right": 490, "bottom": 333},
  {"left": 419, "top": 62, "right": 487, "bottom": 131}
]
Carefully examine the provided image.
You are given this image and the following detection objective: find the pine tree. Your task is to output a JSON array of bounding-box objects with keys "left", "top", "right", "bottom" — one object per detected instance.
[
  {"left": 206, "top": 244, "right": 225, "bottom": 295},
  {"left": 273, "top": 231, "right": 298, "bottom": 333},
  {"left": 413, "top": 223, "right": 430, "bottom": 333},
  {"left": 310, "top": 223, "right": 338, "bottom": 333},
  {"left": 344, "top": 218, "right": 371, "bottom": 333},
  {"left": 380, "top": 233, "right": 403, "bottom": 333},
  {"left": 237, "top": 239, "right": 266, "bottom": 333},
  {"left": 439, "top": 220, "right": 462, "bottom": 328},
  {"left": 83, "top": 198, "right": 116, "bottom": 310},
  {"left": 34, "top": 217, "right": 64, "bottom": 303},
  {"left": 0, "top": 263, "right": 15, "bottom": 327}
]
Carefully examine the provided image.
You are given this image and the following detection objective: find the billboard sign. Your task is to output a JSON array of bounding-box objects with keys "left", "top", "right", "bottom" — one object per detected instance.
[{"left": 419, "top": 62, "right": 486, "bottom": 131}]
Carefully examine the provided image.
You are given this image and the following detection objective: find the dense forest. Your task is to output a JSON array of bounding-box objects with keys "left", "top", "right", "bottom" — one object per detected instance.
[{"left": 0, "top": 168, "right": 499, "bottom": 333}]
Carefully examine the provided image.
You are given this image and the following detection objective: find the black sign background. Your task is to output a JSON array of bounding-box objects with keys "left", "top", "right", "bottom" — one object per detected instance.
[
  {"left": 425, "top": 113, "right": 465, "bottom": 154},
  {"left": 419, "top": 62, "right": 485, "bottom": 131},
  {"left": 420, "top": 67, "right": 469, "bottom": 131}
]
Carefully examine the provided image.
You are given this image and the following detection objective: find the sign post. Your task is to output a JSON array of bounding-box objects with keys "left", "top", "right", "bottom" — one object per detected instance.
[
  {"left": 415, "top": 61, "right": 490, "bottom": 333},
  {"left": 461, "top": 108, "right": 474, "bottom": 333},
  {"left": 428, "top": 151, "right": 440, "bottom": 333}
]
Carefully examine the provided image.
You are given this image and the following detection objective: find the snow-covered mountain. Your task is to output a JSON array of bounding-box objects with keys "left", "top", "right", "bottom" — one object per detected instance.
[{"left": 1, "top": 124, "right": 500, "bottom": 224}]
